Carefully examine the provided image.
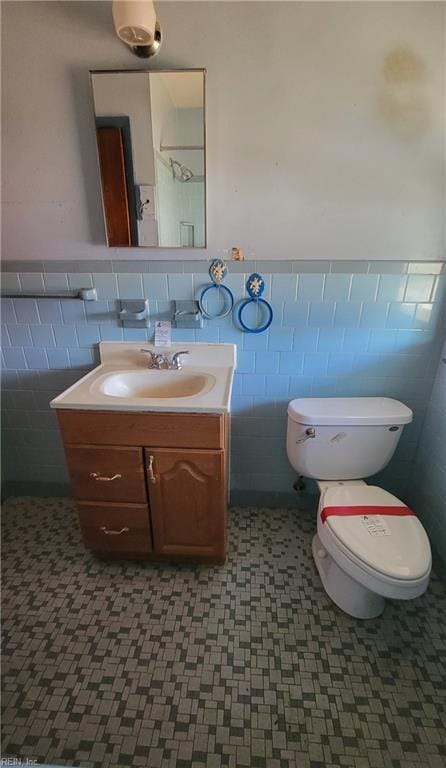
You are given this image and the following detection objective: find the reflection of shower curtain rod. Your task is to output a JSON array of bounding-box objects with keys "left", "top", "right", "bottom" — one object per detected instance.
[{"left": 160, "top": 144, "right": 204, "bottom": 151}]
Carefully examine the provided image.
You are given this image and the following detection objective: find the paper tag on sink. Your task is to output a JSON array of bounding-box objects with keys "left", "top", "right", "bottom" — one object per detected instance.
[{"left": 154, "top": 320, "right": 171, "bottom": 347}]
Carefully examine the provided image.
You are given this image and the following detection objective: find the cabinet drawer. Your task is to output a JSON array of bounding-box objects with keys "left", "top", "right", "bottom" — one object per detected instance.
[
  {"left": 65, "top": 445, "right": 147, "bottom": 502},
  {"left": 77, "top": 501, "right": 152, "bottom": 555}
]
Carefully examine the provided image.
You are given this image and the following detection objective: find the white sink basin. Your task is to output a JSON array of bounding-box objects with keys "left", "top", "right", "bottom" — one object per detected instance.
[
  {"left": 92, "top": 369, "right": 216, "bottom": 400},
  {"left": 50, "top": 342, "right": 236, "bottom": 413}
]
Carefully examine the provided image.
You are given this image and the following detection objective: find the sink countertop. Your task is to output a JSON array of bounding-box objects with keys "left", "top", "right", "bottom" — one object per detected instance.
[{"left": 50, "top": 342, "right": 237, "bottom": 414}]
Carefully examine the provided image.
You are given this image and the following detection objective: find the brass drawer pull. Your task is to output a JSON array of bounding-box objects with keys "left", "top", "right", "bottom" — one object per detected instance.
[
  {"left": 100, "top": 526, "right": 129, "bottom": 536},
  {"left": 147, "top": 455, "right": 157, "bottom": 484},
  {"left": 90, "top": 472, "right": 122, "bottom": 482}
]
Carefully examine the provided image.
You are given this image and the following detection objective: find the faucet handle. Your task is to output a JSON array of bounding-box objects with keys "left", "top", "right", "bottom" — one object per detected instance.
[
  {"left": 140, "top": 348, "right": 156, "bottom": 366},
  {"left": 155, "top": 354, "right": 170, "bottom": 369},
  {"left": 171, "top": 350, "right": 189, "bottom": 370}
]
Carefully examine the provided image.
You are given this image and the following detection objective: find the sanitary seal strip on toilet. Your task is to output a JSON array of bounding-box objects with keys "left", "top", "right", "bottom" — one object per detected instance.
[
  {"left": 320, "top": 504, "right": 415, "bottom": 523},
  {"left": 320, "top": 485, "right": 431, "bottom": 580}
]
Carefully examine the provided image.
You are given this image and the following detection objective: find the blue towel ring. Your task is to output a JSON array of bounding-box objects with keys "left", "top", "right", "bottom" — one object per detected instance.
[
  {"left": 238, "top": 298, "right": 273, "bottom": 333},
  {"left": 237, "top": 273, "right": 273, "bottom": 333},
  {"left": 198, "top": 259, "right": 234, "bottom": 320},
  {"left": 199, "top": 283, "right": 234, "bottom": 319}
]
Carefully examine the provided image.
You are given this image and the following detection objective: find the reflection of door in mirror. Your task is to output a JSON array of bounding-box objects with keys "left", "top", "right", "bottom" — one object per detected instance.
[
  {"left": 96, "top": 117, "right": 138, "bottom": 246},
  {"left": 91, "top": 70, "right": 206, "bottom": 249}
]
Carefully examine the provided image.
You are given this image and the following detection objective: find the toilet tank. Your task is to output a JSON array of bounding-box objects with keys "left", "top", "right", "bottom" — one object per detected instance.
[{"left": 286, "top": 397, "right": 412, "bottom": 480}]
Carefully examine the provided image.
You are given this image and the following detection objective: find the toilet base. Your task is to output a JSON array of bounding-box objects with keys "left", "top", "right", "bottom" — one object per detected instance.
[{"left": 312, "top": 534, "right": 385, "bottom": 619}]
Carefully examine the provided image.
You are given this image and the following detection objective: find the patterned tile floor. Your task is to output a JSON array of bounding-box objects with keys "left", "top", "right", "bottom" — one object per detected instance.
[{"left": 1, "top": 497, "right": 446, "bottom": 768}]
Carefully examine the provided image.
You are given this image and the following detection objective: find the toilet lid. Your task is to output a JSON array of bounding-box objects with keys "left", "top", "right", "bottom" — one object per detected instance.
[{"left": 321, "top": 486, "right": 431, "bottom": 580}]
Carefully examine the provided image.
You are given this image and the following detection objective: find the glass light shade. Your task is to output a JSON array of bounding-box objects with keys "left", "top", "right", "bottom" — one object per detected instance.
[{"left": 112, "top": 0, "right": 157, "bottom": 46}]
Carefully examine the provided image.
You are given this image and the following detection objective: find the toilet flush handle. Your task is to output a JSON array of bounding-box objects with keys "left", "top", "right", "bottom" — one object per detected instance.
[{"left": 296, "top": 427, "right": 316, "bottom": 443}]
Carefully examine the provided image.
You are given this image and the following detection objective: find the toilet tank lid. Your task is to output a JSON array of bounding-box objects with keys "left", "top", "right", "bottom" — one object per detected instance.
[{"left": 287, "top": 397, "right": 413, "bottom": 426}]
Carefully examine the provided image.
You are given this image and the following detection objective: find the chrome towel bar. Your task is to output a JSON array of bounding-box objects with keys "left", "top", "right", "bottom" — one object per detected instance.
[{"left": 0, "top": 288, "right": 97, "bottom": 301}]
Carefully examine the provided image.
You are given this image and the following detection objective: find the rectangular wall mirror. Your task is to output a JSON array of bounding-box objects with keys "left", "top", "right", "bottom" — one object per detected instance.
[{"left": 90, "top": 69, "right": 206, "bottom": 249}]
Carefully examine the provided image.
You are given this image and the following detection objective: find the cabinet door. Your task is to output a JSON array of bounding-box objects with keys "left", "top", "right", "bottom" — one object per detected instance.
[
  {"left": 145, "top": 448, "right": 226, "bottom": 561},
  {"left": 64, "top": 445, "right": 147, "bottom": 503}
]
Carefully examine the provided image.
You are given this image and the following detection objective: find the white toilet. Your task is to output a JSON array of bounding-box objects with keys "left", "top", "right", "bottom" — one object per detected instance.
[{"left": 286, "top": 397, "right": 432, "bottom": 619}]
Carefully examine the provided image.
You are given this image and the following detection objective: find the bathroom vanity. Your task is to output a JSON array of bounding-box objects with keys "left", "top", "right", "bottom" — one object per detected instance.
[{"left": 51, "top": 343, "right": 236, "bottom": 564}]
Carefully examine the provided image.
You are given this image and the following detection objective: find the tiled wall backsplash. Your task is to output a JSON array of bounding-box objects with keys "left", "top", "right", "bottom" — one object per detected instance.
[
  {"left": 408, "top": 336, "right": 446, "bottom": 573},
  {"left": 1, "top": 260, "right": 445, "bottom": 505}
]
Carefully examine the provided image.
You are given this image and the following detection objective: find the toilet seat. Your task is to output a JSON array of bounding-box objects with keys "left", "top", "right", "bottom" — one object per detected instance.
[{"left": 320, "top": 485, "right": 431, "bottom": 581}]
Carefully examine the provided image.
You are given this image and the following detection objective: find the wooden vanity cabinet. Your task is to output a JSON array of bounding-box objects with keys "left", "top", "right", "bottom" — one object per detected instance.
[{"left": 57, "top": 410, "right": 228, "bottom": 563}]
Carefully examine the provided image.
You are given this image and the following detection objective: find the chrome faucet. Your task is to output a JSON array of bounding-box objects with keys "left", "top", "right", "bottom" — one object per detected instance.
[
  {"left": 140, "top": 349, "right": 189, "bottom": 370},
  {"left": 171, "top": 350, "right": 189, "bottom": 370}
]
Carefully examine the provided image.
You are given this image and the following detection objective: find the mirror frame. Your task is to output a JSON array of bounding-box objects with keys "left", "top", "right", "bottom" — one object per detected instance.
[{"left": 89, "top": 68, "right": 207, "bottom": 250}]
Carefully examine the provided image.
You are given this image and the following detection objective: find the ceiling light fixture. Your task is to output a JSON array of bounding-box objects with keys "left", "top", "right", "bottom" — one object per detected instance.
[{"left": 112, "top": 0, "right": 162, "bottom": 59}]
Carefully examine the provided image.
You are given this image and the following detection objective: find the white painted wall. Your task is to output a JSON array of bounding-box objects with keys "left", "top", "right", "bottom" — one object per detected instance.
[{"left": 1, "top": 1, "right": 445, "bottom": 261}]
